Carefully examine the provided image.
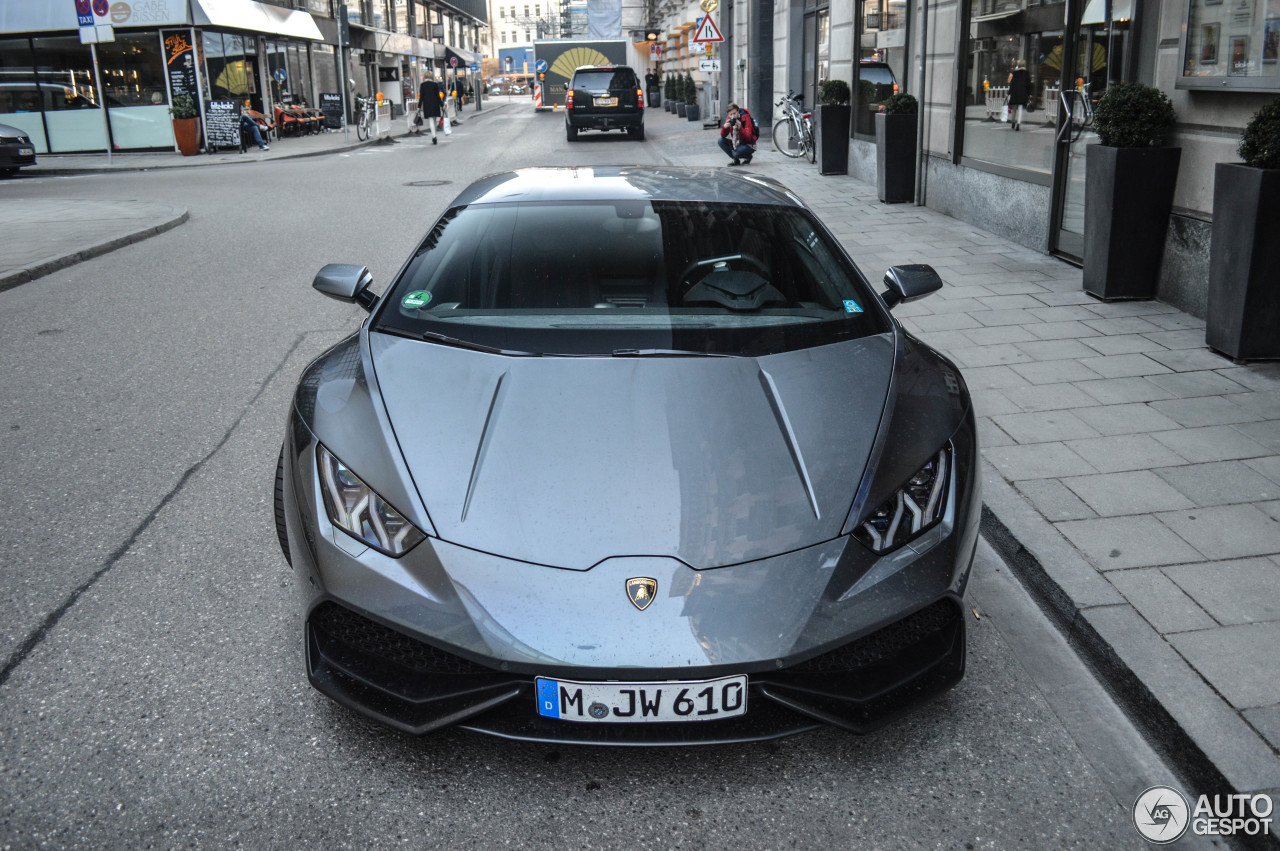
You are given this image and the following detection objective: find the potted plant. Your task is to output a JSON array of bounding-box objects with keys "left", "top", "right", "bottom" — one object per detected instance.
[
  {"left": 665, "top": 75, "right": 675, "bottom": 112},
  {"left": 817, "top": 79, "right": 851, "bottom": 175},
  {"left": 1082, "top": 82, "right": 1179, "bottom": 300},
  {"left": 876, "top": 92, "right": 917, "bottom": 203},
  {"left": 169, "top": 93, "right": 201, "bottom": 156},
  {"left": 1206, "top": 98, "right": 1280, "bottom": 360},
  {"left": 675, "top": 75, "right": 688, "bottom": 118},
  {"left": 685, "top": 73, "right": 700, "bottom": 122}
]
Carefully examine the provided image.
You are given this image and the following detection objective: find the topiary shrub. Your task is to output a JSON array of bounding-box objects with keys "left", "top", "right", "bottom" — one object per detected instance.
[
  {"left": 1092, "top": 81, "right": 1176, "bottom": 147},
  {"left": 819, "top": 79, "right": 851, "bottom": 106},
  {"left": 1237, "top": 98, "right": 1280, "bottom": 169},
  {"left": 684, "top": 73, "right": 696, "bottom": 105},
  {"left": 882, "top": 92, "right": 917, "bottom": 114}
]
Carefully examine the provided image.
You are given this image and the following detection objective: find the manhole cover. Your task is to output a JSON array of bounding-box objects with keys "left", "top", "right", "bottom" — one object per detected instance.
[{"left": 404, "top": 180, "right": 452, "bottom": 187}]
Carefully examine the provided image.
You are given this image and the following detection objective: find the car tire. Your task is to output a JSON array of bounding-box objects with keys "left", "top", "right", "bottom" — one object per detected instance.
[
  {"left": 566, "top": 124, "right": 579, "bottom": 141},
  {"left": 0, "top": 167, "right": 16, "bottom": 179},
  {"left": 630, "top": 125, "right": 645, "bottom": 141},
  {"left": 274, "top": 445, "right": 292, "bottom": 567}
]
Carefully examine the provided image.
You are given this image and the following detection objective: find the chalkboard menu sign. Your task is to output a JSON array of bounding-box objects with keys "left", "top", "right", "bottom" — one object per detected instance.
[
  {"left": 205, "top": 100, "right": 240, "bottom": 149},
  {"left": 162, "top": 30, "right": 197, "bottom": 99},
  {"left": 320, "top": 92, "right": 343, "bottom": 129}
]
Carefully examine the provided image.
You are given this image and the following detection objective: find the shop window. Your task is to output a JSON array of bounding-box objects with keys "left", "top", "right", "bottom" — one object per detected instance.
[
  {"left": 0, "top": 38, "right": 41, "bottom": 115},
  {"left": 312, "top": 43, "right": 338, "bottom": 101},
  {"left": 32, "top": 36, "right": 98, "bottom": 110},
  {"left": 853, "top": 0, "right": 908, "bottom": 137},
  {"left": 1180, "top": 0, "right": 1280, "bottom": 89},
  {"left": 97, "top": 32, "right": 166, "bottom": 108},
  {"left": 204, "top": 32, "right": 255, "bottom": 106}
]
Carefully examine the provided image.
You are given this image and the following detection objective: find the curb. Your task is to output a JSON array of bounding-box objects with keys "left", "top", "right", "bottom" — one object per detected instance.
[
  {"left": 0, "top": 209, "right": 189, "bottom": 293},
  {"left": 980, "top": 466, "right": 1280, "bottom": 849}
]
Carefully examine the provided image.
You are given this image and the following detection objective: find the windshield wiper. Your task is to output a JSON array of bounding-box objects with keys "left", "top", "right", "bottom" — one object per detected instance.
[
  {"left": 377, "top": 326, "right": 535, "bottom": 356},
  {"left": 611, "top": 348, "right": 734, "bottom": 358}
]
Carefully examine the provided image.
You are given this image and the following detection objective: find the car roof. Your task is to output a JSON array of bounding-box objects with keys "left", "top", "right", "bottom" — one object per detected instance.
[{"left": 449, "top": 166, "right": 806, "bottom": 208}]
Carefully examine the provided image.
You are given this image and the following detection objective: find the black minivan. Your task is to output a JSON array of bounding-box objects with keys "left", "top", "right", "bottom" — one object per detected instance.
[{"left": 565, "top": 65, "right": 644, "bottom": 141}]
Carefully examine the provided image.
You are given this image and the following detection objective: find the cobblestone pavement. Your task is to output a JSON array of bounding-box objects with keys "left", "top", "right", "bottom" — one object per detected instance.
[{"left": 6, "top": 103, "right": 1279, "bottom": 834}]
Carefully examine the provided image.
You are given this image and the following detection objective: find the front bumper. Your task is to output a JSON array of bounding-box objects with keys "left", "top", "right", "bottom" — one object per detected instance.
[{"left": 307, "top": 595, "right": 965, "bottom": 743}]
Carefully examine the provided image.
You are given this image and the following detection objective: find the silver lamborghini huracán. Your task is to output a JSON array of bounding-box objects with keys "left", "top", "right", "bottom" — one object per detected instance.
[{"left": 275, "top": 166, "right": 981, "bottom": 745}]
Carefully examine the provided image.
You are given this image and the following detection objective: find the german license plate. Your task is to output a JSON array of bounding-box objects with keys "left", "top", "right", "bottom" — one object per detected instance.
[
  {"left": 19, "top": 147, "right": 33, "bottom": 156},
  {"left": 594, "top": 96, "right": 617, "bottom": 107},
  {"left": 535, "top": 675, "right": 747, "bottom": 723}
]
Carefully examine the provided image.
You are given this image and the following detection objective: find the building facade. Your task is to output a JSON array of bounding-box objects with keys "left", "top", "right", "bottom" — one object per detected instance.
[
  {"left": 0, "top": 0, "right": 485, "bottom": 154},
  {"left": 650, "top": 0, "right": 1278, "bottom": 317}
]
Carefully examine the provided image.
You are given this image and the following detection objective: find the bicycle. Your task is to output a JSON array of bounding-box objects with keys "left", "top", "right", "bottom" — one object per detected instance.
[
  {"left": 354, "top": 95, "right": 374, "bottom": 141},
  {"left": 773, "top": 91, "right": 816, "bottom": 164}
]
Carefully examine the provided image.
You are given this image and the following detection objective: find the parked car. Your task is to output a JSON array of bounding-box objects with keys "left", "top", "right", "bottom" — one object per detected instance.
[
  {"left": 277, "top": 166, "right": 979, "bottom": 744},
  {"left": 0, "top": 122, "right": 37, "bottom": 177},
  {"left": 565, "top": 64, "right": 644, "bottom": 140}
]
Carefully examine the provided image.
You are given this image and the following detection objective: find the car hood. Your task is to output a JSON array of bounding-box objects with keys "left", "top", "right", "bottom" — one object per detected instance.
[{"left": 368, "top": 332, "right": 894, "bottom": 570}]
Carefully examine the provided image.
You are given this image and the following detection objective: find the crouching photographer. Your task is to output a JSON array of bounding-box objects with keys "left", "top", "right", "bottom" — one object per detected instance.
[{"left": 718, "top": 103, "right": 758, "bottom": 166}]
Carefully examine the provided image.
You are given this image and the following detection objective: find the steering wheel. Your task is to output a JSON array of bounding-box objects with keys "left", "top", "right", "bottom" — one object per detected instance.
[{"left": 678, "top": 254, "right": 771, "bottom": 293}]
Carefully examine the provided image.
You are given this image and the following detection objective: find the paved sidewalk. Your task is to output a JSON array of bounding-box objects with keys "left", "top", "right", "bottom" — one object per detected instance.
[{"left": 6, "top": 103, "right": 1279, "bottom": 834}]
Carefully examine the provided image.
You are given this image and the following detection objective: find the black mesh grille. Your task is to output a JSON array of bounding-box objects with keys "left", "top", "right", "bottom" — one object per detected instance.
[
  {"left": 786, "top": 599, "right": 959, "bottom": 673},
  {"left": 310, "top": 601, "right": 493, "bottom": 675}
]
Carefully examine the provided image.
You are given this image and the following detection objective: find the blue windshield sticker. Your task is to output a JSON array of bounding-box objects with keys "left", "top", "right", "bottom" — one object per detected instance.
[
  {"left": 843, "top": 300, "right": 863, "bottom": 313},
  {"left": 402, "top": 290, "right": 432, "bottom": 309}
]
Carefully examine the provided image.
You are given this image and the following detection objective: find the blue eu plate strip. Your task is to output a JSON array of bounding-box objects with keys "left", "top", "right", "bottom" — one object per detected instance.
[{"left": 537, "top": 679, "right": 560, "bottom": 718}]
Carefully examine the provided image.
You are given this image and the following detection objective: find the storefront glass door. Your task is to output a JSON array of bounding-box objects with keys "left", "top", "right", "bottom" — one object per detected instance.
[{"left": 1049, "top": 0, "right": 1133, "bottom": 259}]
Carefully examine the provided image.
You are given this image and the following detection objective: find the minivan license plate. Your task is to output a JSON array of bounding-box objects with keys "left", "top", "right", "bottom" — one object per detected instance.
[
  {"left": 535, "top": 675, "right": 747, "bottom": 723},
  {"left": 594, "top": 96, "right": 617, "bottom": 107}
]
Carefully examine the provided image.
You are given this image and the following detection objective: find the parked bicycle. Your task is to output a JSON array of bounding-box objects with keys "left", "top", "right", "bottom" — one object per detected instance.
[
  {"left": 354, "top": 95, "right": 375, "bottom": 141},
  {"left": 773, "top": 92, "right": 815, "bottom": 164}
]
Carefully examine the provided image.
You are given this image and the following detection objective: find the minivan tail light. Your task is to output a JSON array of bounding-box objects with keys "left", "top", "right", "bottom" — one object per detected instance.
[
  {"left": 637, "top": 87, "right": 644, "bottom": 108},
  {"left": 567, "top": 89, "right": 574, "bottom": 108}
]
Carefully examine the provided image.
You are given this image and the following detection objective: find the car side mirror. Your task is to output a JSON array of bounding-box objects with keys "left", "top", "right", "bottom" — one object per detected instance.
[
  {"left": 313, "top": 263, "right": 378, "bottom": 311},
  {"left": 881, "top": 264, "right": 943, "bottom": 309}
]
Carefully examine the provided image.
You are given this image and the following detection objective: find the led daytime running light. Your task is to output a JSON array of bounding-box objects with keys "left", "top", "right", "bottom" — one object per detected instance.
[
  {"left": 317, "top": 446, "right": 425, "bottom": 557},
  {"left": 854, "top": 446, "right": 951, "bottom": 554}
]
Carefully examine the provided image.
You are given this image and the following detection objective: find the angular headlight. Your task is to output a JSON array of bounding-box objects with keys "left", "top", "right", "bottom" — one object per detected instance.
[
  {"left": 852, "top": 445, "right": 951, "bottom": 554},
  {"left": 317, "top": 445, "right": 425, "bottom": 557}
]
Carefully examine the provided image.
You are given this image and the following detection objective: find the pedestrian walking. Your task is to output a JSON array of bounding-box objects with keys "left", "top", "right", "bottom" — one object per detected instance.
[
  {"left": 418, "top": 75, "right": 450, "bottom": 145},
  {"left": 1007, "top": 60, "right": 1030, "bottom": 131}
]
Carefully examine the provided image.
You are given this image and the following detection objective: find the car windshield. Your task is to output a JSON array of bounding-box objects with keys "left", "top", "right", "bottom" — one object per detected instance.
[
  {"left": 374, "top": 199, "right": 890, "bottom": 356},
  {"left": 572, "top": 69, "right": 635, "bottom": 90}
]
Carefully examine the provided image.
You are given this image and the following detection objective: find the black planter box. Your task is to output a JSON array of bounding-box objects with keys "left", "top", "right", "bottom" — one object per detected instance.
[
  {"left": 676, "top": 102, "right": 687, "bottom": 117},
  {"left": 686, "top": 103, "right": 701, "bottom": 122},
  {"left": 1082, "top": 145, "right": 1181, "bottom": 300},
  {"left": 817, "top": 104, "right": 851, "bottom": 175},
  {"left": 1207, "top": 162, "right": 1280, "bottom": 360},
  {"left": 876, "top": 112, "right": 916, "bottom": 203}
]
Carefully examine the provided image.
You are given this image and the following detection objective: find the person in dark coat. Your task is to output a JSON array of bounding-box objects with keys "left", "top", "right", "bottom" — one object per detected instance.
[
  {"left": 418, "top": 75, "right": 449, "bottom": 144},
  {"left": 1007, "top": 59, "right": 1031, "bottom": 131}
]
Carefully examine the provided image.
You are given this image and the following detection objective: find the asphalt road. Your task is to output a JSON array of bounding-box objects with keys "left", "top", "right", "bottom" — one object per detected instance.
[{"left": 0, "top": 104, "right": 1223, "bottom": 848}]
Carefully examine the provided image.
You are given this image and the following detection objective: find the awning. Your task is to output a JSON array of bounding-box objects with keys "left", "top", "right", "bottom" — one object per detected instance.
[
  {"left": 442, "top": 45, "right": 480, "bottom": 68},
  {"left": 971, "top": 8, "right": 1022, "bottom": 23},
  {"left": 192, "top": 0, "right": 323, "bottom": 40}
]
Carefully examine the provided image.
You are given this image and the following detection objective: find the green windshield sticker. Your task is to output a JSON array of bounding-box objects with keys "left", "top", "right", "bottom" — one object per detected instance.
[
  {"left": 402, "top": 290, "right": 432, "bottom": 309},
  {"left": 843, "top": 300, "right": 863, "bottom": 313}
]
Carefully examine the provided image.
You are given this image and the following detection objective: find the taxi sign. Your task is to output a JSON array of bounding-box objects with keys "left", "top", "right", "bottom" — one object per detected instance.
[{"left": 692, "top": 12, "right": 723, "bottom": 43}]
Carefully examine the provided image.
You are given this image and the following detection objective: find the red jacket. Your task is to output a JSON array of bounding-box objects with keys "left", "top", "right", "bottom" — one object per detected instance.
[{"left": 720, "top": 109, "right": 758, "bottom": 146}]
